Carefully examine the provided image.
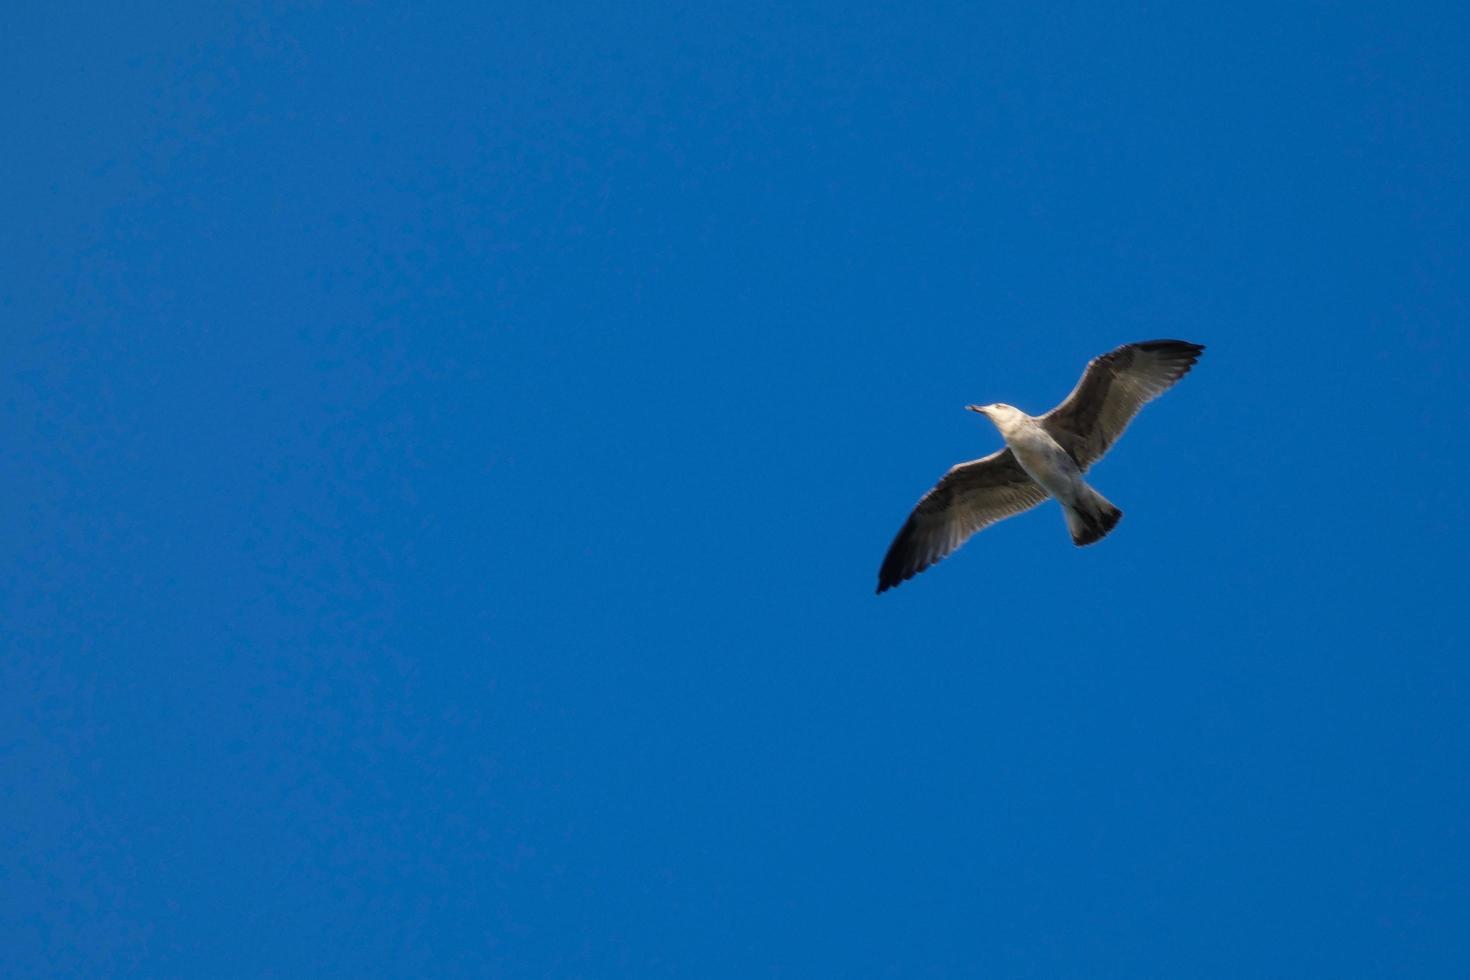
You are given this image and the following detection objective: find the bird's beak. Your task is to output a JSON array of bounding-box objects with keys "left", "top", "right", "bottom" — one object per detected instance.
[{"left": 966, "top": 404, "right": 989, "bottom": 416}]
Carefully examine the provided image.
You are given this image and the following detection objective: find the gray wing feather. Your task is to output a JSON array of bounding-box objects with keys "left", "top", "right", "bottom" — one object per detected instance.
[
  {"left": 1041, "top": 340, "right": 1204, "bottom": 470},
  {"left": 876, "top": 449, "right": 1047, "bottom": 593}
]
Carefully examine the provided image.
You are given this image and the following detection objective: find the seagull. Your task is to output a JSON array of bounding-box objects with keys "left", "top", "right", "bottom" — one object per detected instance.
[{"left": 876, "top": 340, "right": 1204, "bottom": 593}]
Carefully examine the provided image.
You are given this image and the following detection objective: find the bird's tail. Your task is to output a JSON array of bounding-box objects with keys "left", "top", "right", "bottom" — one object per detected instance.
[{"left": 1064, "top": 485, "right": 1123, "bottom": 546}]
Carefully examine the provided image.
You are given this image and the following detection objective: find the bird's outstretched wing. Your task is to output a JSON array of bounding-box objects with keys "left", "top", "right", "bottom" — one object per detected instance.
[
  {"left": 1041, "top": 340, "right": 1204, "bottom": 470},
  {"left": 877, "top": 449, "right": 1048, "bottom": 593}
]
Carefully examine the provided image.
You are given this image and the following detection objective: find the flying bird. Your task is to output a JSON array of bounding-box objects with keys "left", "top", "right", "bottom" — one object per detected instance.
[{"left": 876, "top": 339, "right": 1204, "bottom": 593}]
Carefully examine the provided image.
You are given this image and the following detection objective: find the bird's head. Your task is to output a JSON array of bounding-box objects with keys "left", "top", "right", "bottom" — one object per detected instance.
[{"left": 966, "top": 402, "right": 1022, "bottom": 427}]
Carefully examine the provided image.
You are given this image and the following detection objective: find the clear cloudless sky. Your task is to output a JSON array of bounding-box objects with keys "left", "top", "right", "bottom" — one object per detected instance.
[{"left": 4, "top": 2, "right": 1469, "bottom": 976}]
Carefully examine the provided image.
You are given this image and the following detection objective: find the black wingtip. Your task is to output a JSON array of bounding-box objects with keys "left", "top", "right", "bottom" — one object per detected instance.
[
  {"left": 876, "top": 515, "right": 925, "bottom": 594},
  {"left": 875, "top": 567, "right": 908, "bottom": 595},
  {"left": 877, "top": 557, "right": 927, "bottom": 594},
  {"left": 1127, "top": 340, "right": 1205, "bottom": 380},
  {"left": 1133, "top": 338, "right": 1205, "bottom": 355}
]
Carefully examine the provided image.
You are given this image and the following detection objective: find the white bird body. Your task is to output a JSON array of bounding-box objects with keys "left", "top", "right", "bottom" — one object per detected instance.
[
  {"left": 971, "top": 403, "right": 1121, "bottom": 548},
  {"left": 975, "top": 405, "right": 1083, "bottom": 504}
]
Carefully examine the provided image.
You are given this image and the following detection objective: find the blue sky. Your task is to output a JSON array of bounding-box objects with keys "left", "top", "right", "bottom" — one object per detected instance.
[{"left": 4, "top": 2, "right": 1468, "bottom": 976}]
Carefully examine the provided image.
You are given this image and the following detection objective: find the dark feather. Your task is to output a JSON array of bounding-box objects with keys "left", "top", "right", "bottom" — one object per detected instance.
[
  {"left": 876, "top": 449, "right": 1047, "bottom": 593},
  {"left": 1041, "top": 340, "right": 1204, "bottom": 469}
]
